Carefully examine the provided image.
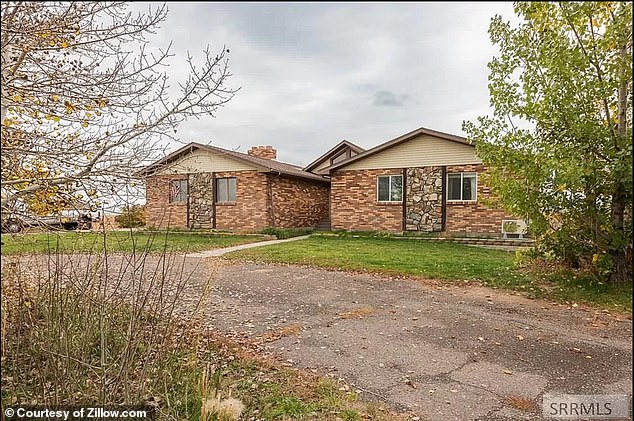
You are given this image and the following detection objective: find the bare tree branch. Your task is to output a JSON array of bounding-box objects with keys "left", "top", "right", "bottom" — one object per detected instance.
[{"left": 1, "top": 1, "right": 238, "bottom": 217}]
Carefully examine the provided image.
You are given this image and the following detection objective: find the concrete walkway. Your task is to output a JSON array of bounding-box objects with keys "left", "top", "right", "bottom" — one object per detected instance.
[{"left": 184, "top": 235, "right": 310, "bottom": 258}]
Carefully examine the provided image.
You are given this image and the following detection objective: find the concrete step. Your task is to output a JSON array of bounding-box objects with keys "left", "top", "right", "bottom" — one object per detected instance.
[{"left": 314, "top": 217, "right": 331, "bottom": 231}]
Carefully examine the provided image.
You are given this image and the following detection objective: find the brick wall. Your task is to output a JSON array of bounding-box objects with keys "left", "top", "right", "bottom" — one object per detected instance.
[
  {"left": 146, "top": 170, "right": 330, "bottom": 232},
  {"left": 445, "top": 164, "right": 510, "bottom": 235},
  {"left": 145, "top": 174, "right": 188, "bottom": 229},
  {"left": 214, "top": 170, "right": 270, "bottom": 231},
  {"left": 330, "top": 165, "right": 510, "bottom": 235},
  {"left": 331, "top": 169, "right": 403, "bottom": 232},
  {"left": 270, "top": 175, "right": 329, "bottom": 228},
  {"left": 248, "top": 146, "right": 277, "bottom": 160}
]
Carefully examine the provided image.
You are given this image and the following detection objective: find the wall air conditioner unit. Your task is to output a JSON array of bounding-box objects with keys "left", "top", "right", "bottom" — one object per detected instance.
[{"left": 502, "top": 219, "right": 528, "bottom": 239}]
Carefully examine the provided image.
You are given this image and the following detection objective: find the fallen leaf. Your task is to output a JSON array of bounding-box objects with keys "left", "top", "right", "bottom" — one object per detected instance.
[{"left": 504, "top": 370, "right": 513, "bottom": 375}]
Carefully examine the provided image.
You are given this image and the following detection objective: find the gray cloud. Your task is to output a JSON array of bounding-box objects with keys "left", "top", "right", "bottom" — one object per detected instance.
[
  {"left": 139, "top": 2, "right": 519, "bottom": 166},
  {"left": 372, "top": 90, "right": 414, "bottom": 107}
]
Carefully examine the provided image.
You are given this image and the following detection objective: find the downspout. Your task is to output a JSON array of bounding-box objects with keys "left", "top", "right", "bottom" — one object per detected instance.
[
  {"left": 441, "top": 166, "right": 447, "bottom": 232},
  {"left": 186, "top": 174, "right": 191, "bottom": 229},
  {"left": 402, "top": 168, "right": 407, "bottom": 232},
  {"left": 267, "top": 173, "right": 278, "bottom": 228},
  {"left": 211, "top": 172, "right": 216, "bottom": 229}
]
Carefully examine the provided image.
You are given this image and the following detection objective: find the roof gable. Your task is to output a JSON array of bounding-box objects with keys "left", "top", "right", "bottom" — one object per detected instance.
[
  {"left": 303, "top": 140, "right": 365, "bottom": 173},
  {"left": 324, "top": 127, "right": 478, "bottom": 172},
  {"left": 136, "top": 142, "right": 329, "bottom": 183}
]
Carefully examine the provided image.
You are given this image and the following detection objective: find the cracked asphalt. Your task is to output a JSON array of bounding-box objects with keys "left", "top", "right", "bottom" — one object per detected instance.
[
  {"left": 195, "top": 260, "right": 632, "bottom": 421},
  {"left": 8, "top": 252, "right": 630, "bottom": 420}
]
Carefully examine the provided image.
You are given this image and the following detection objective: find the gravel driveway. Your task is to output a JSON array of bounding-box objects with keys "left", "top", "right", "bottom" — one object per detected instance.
[{"left": 196, "top": 260, "right": 632, "bottom": 421}]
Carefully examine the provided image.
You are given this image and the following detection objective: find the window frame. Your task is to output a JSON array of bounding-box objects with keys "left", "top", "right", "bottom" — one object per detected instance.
[
  {"left": 446, "top": 172, "right": 477, "bottom": 202},
  {"left": 169, "top": 179, "right": 188, "bottom": 204},
  {"left": 330, "top": 150, "right": 349, "bottom": 165},
  {"left": 215, "top": 177, "right": 237, "bottom": 203},
  {"left": 376, "top": 174, "right": 403, "bottom": 203}
]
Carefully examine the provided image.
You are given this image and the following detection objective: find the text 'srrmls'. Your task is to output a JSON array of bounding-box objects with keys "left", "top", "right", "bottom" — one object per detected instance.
[{"left": 542, "top": 394, "right": 631, "bottom": 419}]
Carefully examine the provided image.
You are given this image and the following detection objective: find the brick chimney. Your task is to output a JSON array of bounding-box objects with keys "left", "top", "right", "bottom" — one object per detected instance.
[{"left": 247, "top": 145, "right": 277, "bottom": 160}]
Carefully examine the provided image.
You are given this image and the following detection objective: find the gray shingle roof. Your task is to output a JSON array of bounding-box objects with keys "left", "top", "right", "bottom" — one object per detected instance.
[{"left": 135, "top": 142, "right": 329, "bottom": 183}]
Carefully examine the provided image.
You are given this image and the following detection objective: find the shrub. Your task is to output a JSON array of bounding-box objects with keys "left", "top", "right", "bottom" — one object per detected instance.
[
  {"left": 1, "top": 233, "right": 219, "bottom": 415},
  {"left": 260, "top": 227, "right": 313, "bottom": 239},
  {"left": 114, "top": 204, "right": 146, "bottom": 228}
]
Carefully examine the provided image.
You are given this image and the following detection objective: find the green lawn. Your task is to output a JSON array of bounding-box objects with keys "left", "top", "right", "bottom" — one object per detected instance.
[
  {"left": 227, "top": 236, "right": 632, "bottom": 311},
  {"left": 0, "top": 231, "right": 267, "bottom": 255}
]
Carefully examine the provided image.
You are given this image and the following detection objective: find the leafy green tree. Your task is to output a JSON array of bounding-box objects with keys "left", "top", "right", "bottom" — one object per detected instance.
[{"left": 464, "top": 2, "right": 632, "bottom": 283}]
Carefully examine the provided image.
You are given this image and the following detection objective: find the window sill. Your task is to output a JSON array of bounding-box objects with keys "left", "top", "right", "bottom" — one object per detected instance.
[
  {"left": 216, "top": 201, "right": 237, "bottom": 206},
  {"left": 377, "top": 201, "right": 403, "bottom": 206},
  {"left": 447, "top": 200, "right": 477, "bottom": 204}
]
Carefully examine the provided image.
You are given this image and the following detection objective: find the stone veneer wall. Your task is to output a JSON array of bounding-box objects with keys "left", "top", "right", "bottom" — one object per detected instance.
[
  {"left": 331, "top": 168, "right": 403, "bottom": 232},
  {"left": 445, "top": 164, "right": 510, "bottom": 234},
  {"left": 405, "top": 166, "right": 443, "bottom": 232},
  {"left": 145, "top": 174, "right": 188, "bottom": 229},
  {"left": 214, "top": 170, "right": 270, "bottom": 231},
  {"left": 188, "top": 172, "right": 214, "bottom": 229},
  {"left": 270, "top": 175, "right": 329, "bottom": 228}
]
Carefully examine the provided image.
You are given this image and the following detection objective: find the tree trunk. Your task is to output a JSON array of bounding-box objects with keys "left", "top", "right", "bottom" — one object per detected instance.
[
  {"left": 609, "top": 44, "right": 630, "bottom": 284},
  {"left": 608, "top": 181, "right": 628, "bottom": 284}
]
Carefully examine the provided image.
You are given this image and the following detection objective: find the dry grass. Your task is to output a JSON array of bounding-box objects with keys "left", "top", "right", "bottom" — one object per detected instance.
[
  {"left": 255, "top": 323, "right": 303, "bottom": 344},
  {"left": 503, "top": 395, "right": 538, "bottom": 412},
  {"left": 338, "top": 306, "right": 377, "bottom": 319},
  {"left": 0, "top": 236, "right": 218, "bottom": 415},
  {"left": 1, "top": 231, "right": 410, "bottom": 421}
]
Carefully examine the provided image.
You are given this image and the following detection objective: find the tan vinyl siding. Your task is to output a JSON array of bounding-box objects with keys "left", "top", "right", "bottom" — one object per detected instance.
[
  {"left": 342, "top": 135, "right": 481, "bottom": 170},
  {"left": 155, "top": 149, "right": 257, "bottom": 175},
  {"left": 313, "top": 159, "right": 332, "bottom": 173}
]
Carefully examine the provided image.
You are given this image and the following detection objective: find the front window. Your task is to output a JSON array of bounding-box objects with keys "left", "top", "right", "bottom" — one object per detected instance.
[
  {"left": 377, "top": 175, "right": 402, "bottom": 202},
  {"left": 216, "top": 177, "right": 237, "bottom": 202},
  {"left": 169, "top": 179, "right": 188, "bottom": 203},
  {"left": 447, "top": 173, "right": 477, "bottom": 201}
]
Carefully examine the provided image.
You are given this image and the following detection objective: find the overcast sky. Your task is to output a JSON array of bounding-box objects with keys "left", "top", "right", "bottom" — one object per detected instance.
[{"left": 149, "top": 2, "right": 519, "bottom": 167}]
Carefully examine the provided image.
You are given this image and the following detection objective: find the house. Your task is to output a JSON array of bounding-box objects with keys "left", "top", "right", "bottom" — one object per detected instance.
[
  {"left": 136, "top": 143, "right": 330, "bottom": 231},
  {"left": 138, "top": 126, "right": 511, "bottom": 236},
  {"left": 323, "top": 127, "right": 510, "bottom": 235}
]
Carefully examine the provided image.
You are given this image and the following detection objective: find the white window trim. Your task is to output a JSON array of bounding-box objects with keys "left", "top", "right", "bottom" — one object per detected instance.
[
  {"left": 376, "top": 175, "right": 403, "bottom": 203},
  {"left": 169, "top": 179, "right": 188, "bottom": 204},
  {"left": 215, "top": 177, "right": 237, "bottom": 203},
  {"left": 446, "top": 172, "right": 478, "bottom": 203}
]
